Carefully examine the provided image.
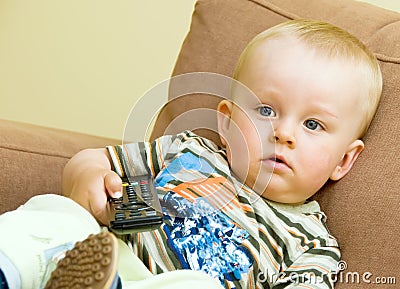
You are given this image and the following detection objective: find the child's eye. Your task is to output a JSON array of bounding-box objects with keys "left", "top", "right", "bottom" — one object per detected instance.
[
  {"left": 258, "top": 106, "right": 276, "bottom": 117},
  {"left": 304, "top": 119, "right": 322, "bottom": 131}
]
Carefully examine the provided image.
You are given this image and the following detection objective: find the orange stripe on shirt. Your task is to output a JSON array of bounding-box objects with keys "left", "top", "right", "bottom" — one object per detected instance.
[
  {"left": 111, "top": 146, "right": 125, "bottom": 177},
  {"left": 257, "top": 240, "right": 281, "bottom": 271},
  {"left": 289, "top": 263, "right": 331, "bottom": 274},
  {"left": 286, "top": 227, "right": 315, "bottom": 250},
  {"left": 258, "top": 226, "right": 283, "bottom": 259},
  {"left": 152, "top": 231, "right": 175, "bottom": 271},
  {"left": 122, "top": 144, "right": 137, "bottom": 176}
]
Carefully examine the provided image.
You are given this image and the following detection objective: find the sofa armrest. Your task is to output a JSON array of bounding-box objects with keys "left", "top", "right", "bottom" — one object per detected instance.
[{"left": 0, "top": 119, "right": 120, "bottom": 214}]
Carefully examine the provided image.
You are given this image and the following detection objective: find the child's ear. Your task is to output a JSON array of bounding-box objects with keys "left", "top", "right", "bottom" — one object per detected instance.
[
  {"left": 330, "top": 139, "right": 365, "bottom": 181},
  {"left": 217, "top": 100, "right": 234, "bottom": 147}
]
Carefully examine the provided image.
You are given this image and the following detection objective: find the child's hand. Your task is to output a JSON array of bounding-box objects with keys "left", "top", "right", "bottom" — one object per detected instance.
[{"left": 62, "top": 148, "right": 122, "bottom": 225}]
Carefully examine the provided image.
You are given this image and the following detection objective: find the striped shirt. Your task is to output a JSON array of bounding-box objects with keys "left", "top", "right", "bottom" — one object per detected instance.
[{"left": 107, "top": 131, "right": 340, "bottom": 289}]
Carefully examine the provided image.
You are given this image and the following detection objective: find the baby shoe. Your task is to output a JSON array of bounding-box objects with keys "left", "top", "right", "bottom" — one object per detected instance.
[{"left": 44, "top": 231, "right": 121, "bottom": 289}]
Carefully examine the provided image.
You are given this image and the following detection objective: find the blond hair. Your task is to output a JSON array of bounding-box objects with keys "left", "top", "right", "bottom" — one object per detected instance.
[{"left": 233, "top": 19, "right": 382, "bottom": 137}]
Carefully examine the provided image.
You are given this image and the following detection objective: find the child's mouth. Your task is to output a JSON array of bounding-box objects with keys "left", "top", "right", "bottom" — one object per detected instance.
[
  {"left": 271, "top": 157, "right": 284, "bottom": 163},
  {"left": 264, "top": 154, "right": 292, "bottom": 171}
]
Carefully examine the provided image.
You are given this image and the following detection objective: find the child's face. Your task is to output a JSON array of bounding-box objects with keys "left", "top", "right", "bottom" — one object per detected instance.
[{"left": 218, "top": 37, "right": 365, "bottom": 204}]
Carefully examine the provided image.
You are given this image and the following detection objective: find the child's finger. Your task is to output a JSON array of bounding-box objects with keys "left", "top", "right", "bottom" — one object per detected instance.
[{"left": 104, "top": 171, "right": 123, "bottom": 199}]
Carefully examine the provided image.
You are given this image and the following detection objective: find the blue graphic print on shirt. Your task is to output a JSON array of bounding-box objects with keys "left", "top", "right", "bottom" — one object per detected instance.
[
  {"left": 162, "top": 192, "right": 253, "bottom": 284},
  {"left": 155, "top": 151, "right": 217, "bottom": 187},
  {"left": 156, "top": 152, "right": 253, "bottom": 285}
]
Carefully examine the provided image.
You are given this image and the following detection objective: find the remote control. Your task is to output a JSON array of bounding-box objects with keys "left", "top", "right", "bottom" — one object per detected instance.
[{"left": 108, "top": 174, "right": 163, "bottom": 234}]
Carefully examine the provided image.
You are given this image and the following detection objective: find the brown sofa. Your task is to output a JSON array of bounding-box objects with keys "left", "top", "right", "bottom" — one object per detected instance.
[
  {"left": 0, "top": 119, "right": 120, "bottom": 214},
  {"left": 1, "top": 0, "right": 399, "bottom": 288}
]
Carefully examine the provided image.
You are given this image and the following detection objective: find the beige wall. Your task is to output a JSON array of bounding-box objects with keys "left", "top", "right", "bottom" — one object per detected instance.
[
  {"left": 0, "top": 0, "right": 196, "bottom": 140},
  {"left": 0, "top": 0, "right": 399, "bottom": 140},
  {"left": 358, "top": 0, "right": 400, "bottom": 11}
]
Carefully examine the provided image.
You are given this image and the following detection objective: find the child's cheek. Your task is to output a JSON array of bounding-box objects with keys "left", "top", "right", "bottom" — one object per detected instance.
[{"left": 302, "top": 146, "right": 335, "bottom": 186}]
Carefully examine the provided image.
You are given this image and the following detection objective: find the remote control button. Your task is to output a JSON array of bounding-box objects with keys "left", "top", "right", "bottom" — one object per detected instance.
[
  {"left": 129, "top": 210, "right": 142, "bottom": 215},
  {"left": 109, "top": 175, "right": 163, "bottom": 234}
]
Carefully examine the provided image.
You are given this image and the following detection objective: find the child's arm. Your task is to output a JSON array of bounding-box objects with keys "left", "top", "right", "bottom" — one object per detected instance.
[{"left": 62, "top": 148, "right": 122, "bottom": 225}]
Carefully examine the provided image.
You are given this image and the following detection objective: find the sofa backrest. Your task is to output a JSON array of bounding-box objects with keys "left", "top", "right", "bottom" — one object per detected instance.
[{"left": 152, "top": 0, "right": 400, "bottom": 287}]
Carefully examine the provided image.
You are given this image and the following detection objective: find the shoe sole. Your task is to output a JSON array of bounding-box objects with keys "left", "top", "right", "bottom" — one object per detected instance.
[{"left": 45, "top": 231, "right": 118, "bottom": 289}]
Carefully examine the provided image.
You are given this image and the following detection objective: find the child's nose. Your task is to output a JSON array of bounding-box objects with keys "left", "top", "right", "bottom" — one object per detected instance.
[{"left": 271, "top": 122, "right": 296, "bottom": 148}]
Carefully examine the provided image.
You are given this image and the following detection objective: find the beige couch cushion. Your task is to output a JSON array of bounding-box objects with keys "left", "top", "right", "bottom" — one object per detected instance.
[
  {"left": 0, "top": 119, "right": 119, "bottom": 214},
  {"left": 152, "top": 0, "right": 400, "bottom": 286}
]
